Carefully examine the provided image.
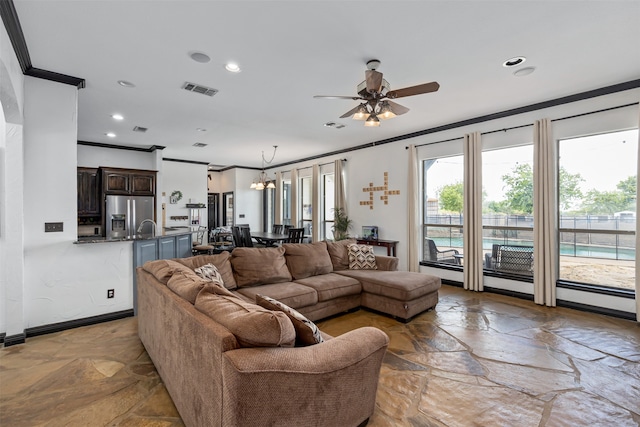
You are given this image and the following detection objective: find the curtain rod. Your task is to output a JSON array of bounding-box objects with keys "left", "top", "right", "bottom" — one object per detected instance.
[
  {"left": 273, "top": 159, "right": 346, "bottom": 175},
  {"left": 406, "top": 102, "right": 639, "bottom": 150}
]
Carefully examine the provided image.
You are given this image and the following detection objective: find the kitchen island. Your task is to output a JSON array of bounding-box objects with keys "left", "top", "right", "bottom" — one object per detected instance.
[{"left": 77, "top": 227, "right": 193, "bottom": 313}]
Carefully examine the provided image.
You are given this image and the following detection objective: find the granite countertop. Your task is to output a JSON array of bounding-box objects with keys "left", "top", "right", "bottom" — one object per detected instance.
[{"left": 75, "top": 227, "right": 193, "bottom": 244}]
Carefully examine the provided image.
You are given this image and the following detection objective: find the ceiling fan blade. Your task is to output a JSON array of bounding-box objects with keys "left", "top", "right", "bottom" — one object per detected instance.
[
  {"left": 386, "top": 100, "right": 410, "bottom": 116},
  {"left": 386, "top": 81, "right": 440, "bottom": 99},
  {"left": 314, "top": 95, "right": 363, "bottom": 100},
  {"left": 339, "top": 104, "right": 363, "bottom": 118},
  {"left": 365, "top": 70, "right": 383, "bottom": 93}
]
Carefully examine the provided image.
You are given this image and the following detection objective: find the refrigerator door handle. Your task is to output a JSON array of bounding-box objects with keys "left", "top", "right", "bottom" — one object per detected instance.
[
  {"left": 132, "top": 199, "right": 137, "bottom": 236},
  {"left": 127, "top": 198, "right": 132, "bottom": 238}
]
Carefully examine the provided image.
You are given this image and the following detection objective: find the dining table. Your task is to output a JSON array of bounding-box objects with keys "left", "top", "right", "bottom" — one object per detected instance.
[{"left": 250, "top": 231, "right": 288, "bottom": 246}]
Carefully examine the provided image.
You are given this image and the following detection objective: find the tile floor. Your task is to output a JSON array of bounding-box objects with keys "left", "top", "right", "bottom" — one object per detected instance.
[{"left": 1, "top": 285, "right": 639, "bottom": 426}]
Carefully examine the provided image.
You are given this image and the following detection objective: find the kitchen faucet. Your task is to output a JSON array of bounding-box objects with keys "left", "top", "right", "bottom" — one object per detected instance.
[{"left": 137, "top": 219, "right": 157, "bottom": 236}]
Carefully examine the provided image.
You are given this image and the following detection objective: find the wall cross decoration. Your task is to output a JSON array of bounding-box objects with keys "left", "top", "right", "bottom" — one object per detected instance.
[{"left": 360, "top": 172, "right": 400, "bottom": 210}]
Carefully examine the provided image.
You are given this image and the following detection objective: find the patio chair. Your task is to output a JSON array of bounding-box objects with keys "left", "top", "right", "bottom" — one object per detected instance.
[{"left": 426, "top": 239, "right": 460, "bottom": 264}]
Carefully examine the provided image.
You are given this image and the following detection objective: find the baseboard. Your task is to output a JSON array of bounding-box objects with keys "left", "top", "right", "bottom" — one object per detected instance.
[
  {"left": 4, "top": 332, "right": 26, "bottom": 347},
  {"left": 556, "top": 299, "right": 636, "bottom": 321},
  {"left": 25, "top": 309, "right": 135, "bottom": 339}
]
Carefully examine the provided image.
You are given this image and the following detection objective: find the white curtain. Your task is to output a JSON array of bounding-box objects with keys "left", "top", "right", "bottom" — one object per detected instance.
[
  {"left": 334, "top": 159, "right": 346, "bottom": 213},
  {"left": 533, "top": 118, "right": 558, "bottom": 306},
  {"left": 636, "top": 108, "right": 640, "bottom": 322},
  {"left": 290, "top": 168, "right": 298, "bottom": 227},
  {"left": 407, "top": 145, "right": 420, "bottom": 272},
  {"left": 275, "top": 171, "right": 282, "bottom": 225},
  {"left": 312, "top": 164, "right": 320, "bottom": 242},
  {"left": 463, "top": 132, "right": 483, "bottom": 291}
]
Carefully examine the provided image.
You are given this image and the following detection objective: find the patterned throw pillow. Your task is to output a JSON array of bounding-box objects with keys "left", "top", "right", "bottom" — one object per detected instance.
[
  {"left": 194, "top": 263, "right": 225, "bottom": 288},
  {"left": 347, "top": 244, "right": 378, "bottom": 270},
  {"left": 255, "top": 294, "right": 324, "bottom": 346}
]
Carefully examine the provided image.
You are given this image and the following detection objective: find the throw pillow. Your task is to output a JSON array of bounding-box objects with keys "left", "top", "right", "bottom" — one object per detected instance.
[
  {"left": 167, "top": 268, "right": 212, "bottom": 304},
  {"left": 194, "top": 263, "right": 225, "bottom": 288},
  {"left": 255, "top": 294, "right": 324, "bottom": 346},
  {"left": 347, "top": 244, "right": 378, "bottom": 270},
  {"left": 176, "top": 252, "right": 237, "bottom": 290},
  {"left": 230, "top": 247, "right": 292, "bottom": 287},
  {"left": 282, "top": 241, "right": 332, "bottom": 279},
  {"left": 325, "top": 239, "right": 357, "bottom": 271},
  {"left": 195, "top": 287, "right": 295, "bottom": 348}
]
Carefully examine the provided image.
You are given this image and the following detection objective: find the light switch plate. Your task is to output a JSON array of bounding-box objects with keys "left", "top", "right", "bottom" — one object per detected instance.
[{"left": 45, "top": 222, "right": 63, "bottom": 232}]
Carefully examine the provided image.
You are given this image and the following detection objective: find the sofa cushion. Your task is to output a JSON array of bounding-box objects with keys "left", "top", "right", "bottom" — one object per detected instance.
[
  {"left": 325, "top": 239, "right": 357, "bottom": 271},
  {"left": 167, "top": 267, "right": 212, "bottom": 304},
  {"left": 194, "top": 263, "right": 225, "bottom": 288},
  {"left": 337, "top": 270, "right": 441, "bottom": 301},
  {"left": 256, "top": 294, "right": 324, "bottom": 346},
  {"left": 348, "top": 244, "right": 378, "bottom": 270},
  {"left": 142, "top": 259, "right": 189, "bottom": 285},
  {"left": 176, "top": 252, "right": 237, "bottom": 290},
  {"left": 282, "top": 241, "right": 333, "bottom": 279},
  {"left": 235, "top": 282, "right": 318, "bottom": 309},
  {"left": 293, "top": 273, "right": 361, "bottom": 302},
  {"left": 231, "top": 247, "right": 292, "bottom": 287},
  {"left": 195, "top": 287, "right": 296, "bottom": 348}
]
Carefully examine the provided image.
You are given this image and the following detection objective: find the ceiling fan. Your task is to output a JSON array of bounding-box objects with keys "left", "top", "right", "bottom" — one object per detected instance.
[{"left": 314, "top": 59, "right": 439, "bottom": 127}]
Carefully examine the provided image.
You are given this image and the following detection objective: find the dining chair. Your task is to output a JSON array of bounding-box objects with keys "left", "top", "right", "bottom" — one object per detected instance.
[
  {"left": 284, "top": 227, "right": 304, "bottom": 243},
  {"left": 240, "top": 226, "right": 255, "bottom": 248},
  {"left": 192, "top": 226, "right": 215, "bottom": 255},
  {"left": 231, "top": 226, "right": 244, "bottom": 247},
  {"left": 272, "top": 224, "right": 284, "bottom": 234}
]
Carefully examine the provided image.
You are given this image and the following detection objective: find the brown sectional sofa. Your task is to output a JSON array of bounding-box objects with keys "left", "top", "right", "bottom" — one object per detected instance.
[{"left": 137, "top": 239, "right": 441, "bottom": 426}]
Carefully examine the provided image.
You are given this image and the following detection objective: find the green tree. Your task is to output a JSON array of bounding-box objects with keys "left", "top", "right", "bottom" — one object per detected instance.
[
  {"left": 581, "top": 189, "right": 628, "bottom": 215},
  {"left": 616, "top": 175, "right": 637, "bottom": 206},
  {"left": 438, "top": 182, "right": 464, "bottom": 213},
  {"left": 501, "top": 164, "right": 584, "bottom": 214}
]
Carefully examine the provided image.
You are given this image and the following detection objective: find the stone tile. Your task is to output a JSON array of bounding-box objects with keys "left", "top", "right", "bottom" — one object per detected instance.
[
  {"left": 545, "top": 325, "right": 640, "bottom": 362},
  {"left": 479, "top": 359, "right": 577, "bottom": 395},
  {"left": 573, "top": 358, "right": 640, "bottom": 414},
  {"left": 404, "top": 350, "right": 486, "bottom": 376},
  {"left": 132, "top": 385, "right": 181, "bottom": 418},
  {"left": 512, "top": 327, "right": 606, "bottom": 361},
  {"left": 544, "top": 390, "right": 638, "bottom": 427}
]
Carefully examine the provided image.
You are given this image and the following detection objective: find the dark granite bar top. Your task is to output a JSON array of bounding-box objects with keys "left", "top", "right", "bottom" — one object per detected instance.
[{"left": 75, "top": 227, "right": 193, "bottom": 244}]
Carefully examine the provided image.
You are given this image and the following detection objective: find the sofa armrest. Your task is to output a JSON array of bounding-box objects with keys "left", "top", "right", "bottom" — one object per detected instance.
[
  {"left": 221, "top": 327, "right": 389, "bottom": 426},
  {"left": 375, "top": 255, "right": 398, "bottom": 271}
]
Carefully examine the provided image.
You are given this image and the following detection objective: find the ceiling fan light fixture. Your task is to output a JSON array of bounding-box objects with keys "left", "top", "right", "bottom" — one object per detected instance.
[
  {"left": 364, "top": 114, "right": 380, "bottom": 127},
  {"left": 378, "top": 102, "right": 396, "bottom": 120},
  {"left": 352, "top": 104, "right": 369, "bottom": 120}
]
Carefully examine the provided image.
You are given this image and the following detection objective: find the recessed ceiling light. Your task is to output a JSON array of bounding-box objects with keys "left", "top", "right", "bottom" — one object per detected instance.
[
  {"left": 513, "top": 66, "right": 536, "bottom": 77},
  {"left": 105, "top": 132, "right": 116, "bottom": 138},
  {"left": 189, "top": 51, "right": 211, "bottom": 63},
  {"left": 117, "top": 80, "right": 136, "bottom": 88},
  {"left": 225, "top": 63, "right": 241, "bottom": 73},
  {"left": 502, "top": 56, "right": 526, "bottom": 67},
  {"left": 196, "top": 128, "right": 207, "bottom": 132},
  {"left": 111, "top": 114, "right": 124, "bottom": 120}
]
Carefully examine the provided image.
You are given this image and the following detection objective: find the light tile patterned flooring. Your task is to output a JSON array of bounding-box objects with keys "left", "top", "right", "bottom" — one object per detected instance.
[{"left": 1, "top": 285, "right": 639, "bottom": 426}]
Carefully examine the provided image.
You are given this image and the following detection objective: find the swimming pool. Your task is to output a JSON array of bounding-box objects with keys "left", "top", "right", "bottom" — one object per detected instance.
[{"left": 429, "top": 237, "right": 635, "bottom": 260}]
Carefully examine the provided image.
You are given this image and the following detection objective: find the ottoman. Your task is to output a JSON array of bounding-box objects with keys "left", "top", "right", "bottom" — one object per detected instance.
[{"left": 336, "top": 270, "right": 441, "bottom": 322}]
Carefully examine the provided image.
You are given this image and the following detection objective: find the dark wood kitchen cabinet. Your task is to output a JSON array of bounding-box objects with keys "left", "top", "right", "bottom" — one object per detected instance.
[
  {"left": 101, "top": 167, "right": 156, "bottom": 196},
  {"left": 77, "top": 167, "right": 100, "bottom": 216}
]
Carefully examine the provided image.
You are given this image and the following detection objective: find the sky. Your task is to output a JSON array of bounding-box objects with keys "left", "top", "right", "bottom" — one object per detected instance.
[{"left": 425, "top": 129, "right": 638, "bottom": 203}]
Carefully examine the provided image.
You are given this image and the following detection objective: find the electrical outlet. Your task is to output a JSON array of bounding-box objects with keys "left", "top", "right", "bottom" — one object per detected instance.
[
  {"left": 45, "top": 222, "right": 64, "bottom": 232},
  {"left": 107, "top": 289, "right": 114, "bottom": 299}
]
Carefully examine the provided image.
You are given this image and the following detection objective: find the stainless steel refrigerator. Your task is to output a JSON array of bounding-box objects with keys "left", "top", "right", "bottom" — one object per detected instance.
[{"left": 105, "top": 195, "right": 155, "bottom": 238}]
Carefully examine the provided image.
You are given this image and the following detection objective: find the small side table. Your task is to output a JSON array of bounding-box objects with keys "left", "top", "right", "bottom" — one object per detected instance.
[
  {"left": 356, "top": 239, "right": 399, "bottom": 257},
  {"left": 453, "top": 253, "right": 464, "bottom": 265}
]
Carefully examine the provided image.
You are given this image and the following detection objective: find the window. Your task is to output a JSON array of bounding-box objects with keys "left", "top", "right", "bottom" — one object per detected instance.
[
  {"left": 300, "top": 175, "right": 312, "bottom": 235},
  {"left": 423, "top": 155, "right": 464, "bottom": 265},
  {"left": 482, "top": 145, "right": 534, "bottom": 276},
  {"left": 558, "top": 129, "right": 637, "bottom": 291},
  {"left": 323, "top": 173, "right": 335, "bottom": 240}
]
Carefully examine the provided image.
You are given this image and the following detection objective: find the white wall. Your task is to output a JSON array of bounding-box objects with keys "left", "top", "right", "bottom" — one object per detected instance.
[
  {"left": 77, "top": 145, "right": 155, "bottom": 170},
  {"left": 162, "top": 160, "right": 208, "bottom": 228},
  {"left": 1, "top": 23, "right": 26, "bottom": 337}
]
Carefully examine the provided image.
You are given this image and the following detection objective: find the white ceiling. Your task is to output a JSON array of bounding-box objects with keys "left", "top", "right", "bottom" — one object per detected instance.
[{"left": 12, "top": 0, "right": 640, "bottom": 169}]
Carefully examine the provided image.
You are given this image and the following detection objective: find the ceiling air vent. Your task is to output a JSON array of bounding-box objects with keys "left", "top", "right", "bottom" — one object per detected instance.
[
  {"left": 182, "top": 82, "right": 218, "bottom": 97},
  {"left": 193, "top": 142, "right": 208, "bottom": 148},
  {"left": 133, "top": 126, "right": 148, "bottom": 133}
]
